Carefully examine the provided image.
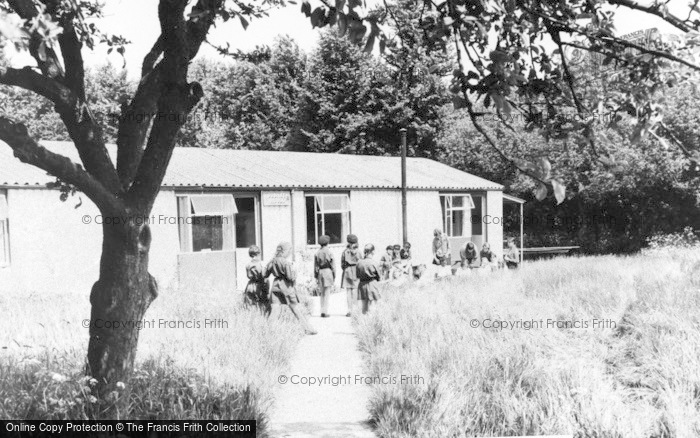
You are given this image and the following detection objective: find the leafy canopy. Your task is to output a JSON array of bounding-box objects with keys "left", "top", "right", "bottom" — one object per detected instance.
[{"left": 300, "top": 0, "right": 700, "bottom": 203}]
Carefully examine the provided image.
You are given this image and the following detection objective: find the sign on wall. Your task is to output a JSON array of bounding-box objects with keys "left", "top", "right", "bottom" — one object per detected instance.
[{"left": 262, "top": 192, "right": 291, "bottom": 207}]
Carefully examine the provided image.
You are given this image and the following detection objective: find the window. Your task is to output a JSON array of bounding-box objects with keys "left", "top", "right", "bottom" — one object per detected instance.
[
  {"left": 177, "top": 194, "right": 237, "bottom": 253},
  {"left": 440, "top": 194, "right": 475, "bottom": 237},
  {"left": 234, "top": 197, "right": 257, "bottom": 248},
  {"left": 471, "top": 195, "right": 484, "bottom": 236},
  {"left": 0, "top": 192, "right": 9, "bottom": 267},
  {"left": 306, "top": 194, "right": 350, "bottom": 245}
]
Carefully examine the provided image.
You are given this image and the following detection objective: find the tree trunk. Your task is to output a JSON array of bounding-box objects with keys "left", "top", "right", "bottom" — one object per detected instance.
[{"left": 87, "top": 219, "right": 157, "bottom": 416}]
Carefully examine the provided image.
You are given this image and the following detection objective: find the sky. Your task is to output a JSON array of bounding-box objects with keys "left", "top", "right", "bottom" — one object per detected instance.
[{"left": 3, "top": 0, "right": 689, "bottom": 79}]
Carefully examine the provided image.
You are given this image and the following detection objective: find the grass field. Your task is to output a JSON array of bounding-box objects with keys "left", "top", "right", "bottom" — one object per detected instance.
[
  {"left": 0, "top": 287, "right": 302, "bottom": 436},
  {"left": 356, "top": 248, "right": 700, "bottom": 437}
]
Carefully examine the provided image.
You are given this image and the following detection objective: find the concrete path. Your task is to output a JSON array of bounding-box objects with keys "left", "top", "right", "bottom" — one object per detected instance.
[{"left": 268, "top": 310, "right": 375, "bottom": 438}]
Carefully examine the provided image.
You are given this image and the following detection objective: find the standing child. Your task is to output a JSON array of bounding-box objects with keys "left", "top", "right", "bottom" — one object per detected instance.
[
  {"left": 504, "top": 238, "right": 520, "bottom": 269},
  {"left": 357, "top": 244, "right": 381, "bottom": 314},
  {"left": 380, "top": 245, "right": 393, "bottom": 280},
  {"left": 265, "top": 242, "right": 317, "bottom": 335},
  {"left": 244, "top": 245, "right": 268, "bottom": 313},
  {"left": 314, "top": 235, "right": 335, "bottom": 318},
  {"left": 341, "top": 234, "right": 360, "bottom": 317}
]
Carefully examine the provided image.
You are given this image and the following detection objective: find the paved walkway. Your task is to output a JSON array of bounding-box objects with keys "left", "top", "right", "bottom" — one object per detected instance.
[{"left": 268, "top": 309, "right": 375, "bottom": 438}]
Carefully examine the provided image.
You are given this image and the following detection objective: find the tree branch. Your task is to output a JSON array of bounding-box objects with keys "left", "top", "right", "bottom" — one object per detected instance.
[
  {"left": 0, "top": 65, "right": 121, "bottom": 193},
  {"left": 460, "top": 90, "right": 550, "bottom": 188},
  {"left": 126, "top": 83, "right": 203, "bottom": 214},
  {"left": 7, "top": 0, "right": 65, "bottom": 79},
  {"left": 116, "top": 0, "right": 223, "bottom": 190},
  {"left": 57, "top": 18, "right": 86, "bottom": 100},
  {"left": 125, "top": 0, "right": 204, "bottom": 214},
  {"left": 523, "top": 4, "right": 700, "bottom": 72},
  {"left": 598, "top": 34, "right": 700, "bottom": 71},
  {"left": 553, "top": 34, "right": 586, "bottom": 114},
  {"left": 4, "top": 1, "right": 122, "bottom": 193},
  {"left": 655, "top": 122, "right": 698, "bottom": 162},
  {"left": 607, "top": 0, "right": 695, "bottom": 33},
  {"left": 0, "top": 117, "right": 124, "bottom": 216},
  {"left": 186, "top": 0, "right": 224, "bottom": 56},
  {"left": 141, "top": 35, "right": 163, "bottom": 78},
  {"left": 0, "top": 66, "right": 76, "bottom": 107}
]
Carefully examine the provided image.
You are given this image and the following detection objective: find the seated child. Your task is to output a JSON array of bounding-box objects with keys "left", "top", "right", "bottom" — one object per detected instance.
[
  {"left": 390, "top": 244, "right": 403, "bottom": 279},
  {"left": 400, "top": 242, "right": 413, "bottom": 276},
  {"left": 412, "top": 264, "right": 427, "bottom": 281},
  {"left": 480, "top": 242, "right": 497, "bottom": 272}
]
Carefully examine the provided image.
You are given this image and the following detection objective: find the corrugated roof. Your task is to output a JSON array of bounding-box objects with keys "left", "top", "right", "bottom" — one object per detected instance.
[{"left": 0, "top": 140, "right": 502, "bottom": 191}]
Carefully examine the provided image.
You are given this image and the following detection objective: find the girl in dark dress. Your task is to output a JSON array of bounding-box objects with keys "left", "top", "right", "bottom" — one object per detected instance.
[
  {"left": 314, "top": 235, "right": 335, "bottom": 317},
  {"left": 265, "top": 242, "right": 317, "bottom": 335},
  {"left": 357, "top": 244, "right": 381, "bottom": 315},
  {"left": 244, "top": 245, "right": 269, "bottom": 313},
  {"left": 341, "top": 234, "right": 360, "bottom": 317}
]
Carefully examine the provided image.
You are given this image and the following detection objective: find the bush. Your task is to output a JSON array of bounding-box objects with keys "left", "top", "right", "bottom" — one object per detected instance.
[
  {"left": 646, "top": 226, "right": 700, "bottom": 250},
  {"left": 0, "top": 359, "right": 266, "bottom": 424}
]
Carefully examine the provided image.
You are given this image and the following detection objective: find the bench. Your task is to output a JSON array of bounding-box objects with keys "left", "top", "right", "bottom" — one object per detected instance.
[{"left": 522, "top": 246, "right": 580, "bottom": 259}]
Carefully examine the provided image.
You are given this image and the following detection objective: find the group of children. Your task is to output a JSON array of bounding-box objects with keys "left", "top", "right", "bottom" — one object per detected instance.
[
  {"left": 318, "top": 233, "right": 384, "bottom": 318},
  {"left": 243, "top": 243, "right": 318, "bottom": 335},
  {"left": 243, "top": 234, "right": 388, "bottom": 336},
  {"left": 379, "top": 242, "right": 415, "bottom": 281},
  {"left": 243, "top": 234, "right": 520, "bottom": 336}
]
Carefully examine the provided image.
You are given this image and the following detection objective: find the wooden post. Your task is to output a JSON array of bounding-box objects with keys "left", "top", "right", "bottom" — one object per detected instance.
[
  {"left": 520, "top": 202, "right": 524, "bottom": 264},
  {"left": 400, "top": 128, "right": 408, "bottom": 244}
]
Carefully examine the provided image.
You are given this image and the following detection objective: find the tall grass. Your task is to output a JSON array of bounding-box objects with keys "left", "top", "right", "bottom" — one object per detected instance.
[
  {"left": 0, "top": 287, "right": 302, "bottom": 436},
  {"left": 356, "top": 249, "right": 700, "bottom": 437}
]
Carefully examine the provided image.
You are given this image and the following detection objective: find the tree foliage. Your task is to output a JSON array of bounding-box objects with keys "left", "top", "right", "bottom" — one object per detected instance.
[
  {"left": 436, "top": 95, "right": 700, "bottom": 253},
  {"left": 287, "top": 25, "right": 448, "bottom": 156},
  {"left": 301, "top": 0, "right": 700, "bottom": 203},
  {"left": 178, "top": 36, "right": 306, "bottom": 150}
]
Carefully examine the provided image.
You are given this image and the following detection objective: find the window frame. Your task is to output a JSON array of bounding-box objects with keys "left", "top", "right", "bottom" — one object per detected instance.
[
  {"left": 0, "top": 191, "right": 9, "bottom": 267},
  {"left": 305, "top": 192, "right": 351, "bottom": 246},
  {"left": 440, "top": 193, "right": 475, "bottom": 238},
  {"left": 232, "top": 195, "right": 260, "bottom": 250},
  {"left": 470, "top": 194, "right": 485, "bottom": 238},
  {"left": 176, "top": 193, "right": 238, "bottom": 254}
]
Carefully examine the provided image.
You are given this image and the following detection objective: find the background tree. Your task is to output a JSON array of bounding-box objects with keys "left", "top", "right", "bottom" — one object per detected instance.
[
  {"left": 286, "top": 27, "right": 448, "bottom": 156},
  {"left": 0, "top": 57, "right": 134, "bottom": 143},
  {"left": 178, "top": 36, "right": 306, "bottom": 149}
]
